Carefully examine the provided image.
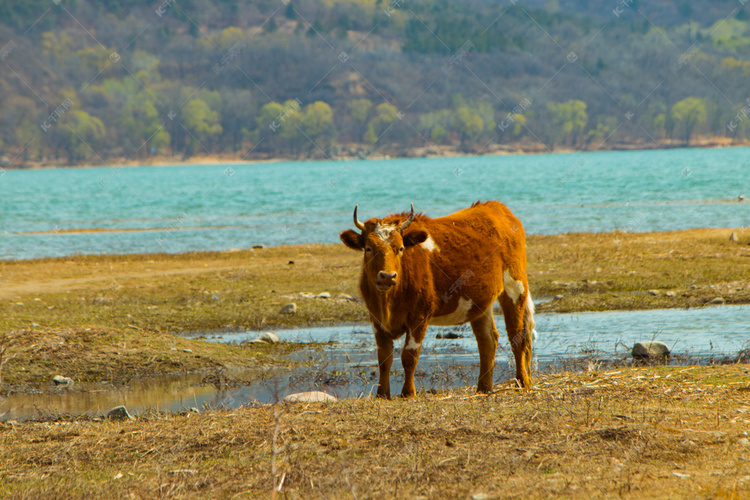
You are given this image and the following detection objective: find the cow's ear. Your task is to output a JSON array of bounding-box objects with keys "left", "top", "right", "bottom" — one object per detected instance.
[
  {"left": 340, "top": 229, "right": 364, "bottom": 251},
  {"left": 403, "top": 230, "right": 428, "bottom": 247}
]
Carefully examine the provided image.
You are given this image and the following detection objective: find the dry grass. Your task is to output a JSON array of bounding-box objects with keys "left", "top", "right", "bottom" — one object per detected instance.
[
  {"left": 528, "top": 228, "right": 750, "bottom": 312},
  {"left": 0, "top": 244, "right": 364, "bottom": 334},
  {"left": 2, "top": 364, "right": 749, "bottom": 499},
  {"left": 0, "top": 328, "right": 304, "bottom": 391}
]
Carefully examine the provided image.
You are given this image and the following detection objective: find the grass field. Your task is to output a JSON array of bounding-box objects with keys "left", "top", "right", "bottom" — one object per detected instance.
[{"left": 2, "top": 365, "right": 749, "bottom": 498}]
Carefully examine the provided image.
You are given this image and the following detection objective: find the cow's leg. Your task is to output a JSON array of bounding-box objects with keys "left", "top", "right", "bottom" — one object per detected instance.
[
  {"left": 470, "top": 310, "right": 499, "bottom": 393},
  {"left": 400, "top": 324, "right": 427, "bottom": 398},
  {"left": 499, "top": 291, "right": 532, "bottom": 388},
  {"left": 374, "top": 328, "right": 394, "bottom": 399}
]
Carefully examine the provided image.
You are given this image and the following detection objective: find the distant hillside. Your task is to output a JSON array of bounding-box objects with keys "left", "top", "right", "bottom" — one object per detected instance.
[{"left": 1, "top": 0, "right": 750, "bottom": 166}]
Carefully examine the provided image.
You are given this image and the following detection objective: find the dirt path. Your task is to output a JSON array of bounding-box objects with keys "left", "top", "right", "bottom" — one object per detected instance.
[{"left": 0, "top": 265, "right": 253, "bottom": 300}]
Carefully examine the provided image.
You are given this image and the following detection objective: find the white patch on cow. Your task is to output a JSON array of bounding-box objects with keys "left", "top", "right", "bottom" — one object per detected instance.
[
  {"left": 430, "top": 297, "right": 473, "bottom": 326},
  {"left": 404, "top": 336, "right": 421, "bottom": 350},
  {"left": 527, "top": 291, "right": 538, "bottom": 371},
  {"left": 526, "top": 292, "right": 538, "bottom": 342},
  {"left": 375, "top": 223, "right": 398, "bottom": 242},
  {"left": 420, "top": 235, "right": 439, "bottom": 253},
  {"left": 503, "top": 269, "right": 525, "bottom": 304}
]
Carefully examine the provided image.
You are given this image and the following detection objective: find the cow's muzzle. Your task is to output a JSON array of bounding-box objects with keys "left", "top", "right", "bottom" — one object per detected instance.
[{"left": 375, "top": 271, "right": 397, "bottom": 291}]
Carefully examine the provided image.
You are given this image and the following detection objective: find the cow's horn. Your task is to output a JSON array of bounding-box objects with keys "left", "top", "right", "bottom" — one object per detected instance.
[
  {"left": 400, "top": 203, "right": 415, "bottom": 231},
  {"left": 353, "top": 205, "right": 366, "bottom": 231}
]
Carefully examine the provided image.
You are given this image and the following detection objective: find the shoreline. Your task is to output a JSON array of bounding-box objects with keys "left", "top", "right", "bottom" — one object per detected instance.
[{"left": 3, "top": 137, "right": 749, "bottom": 170}]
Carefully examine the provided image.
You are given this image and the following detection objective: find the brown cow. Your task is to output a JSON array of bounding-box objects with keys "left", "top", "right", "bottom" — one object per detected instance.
[{"left": 340, "top": 201, "right": 536, "bottom": 398}]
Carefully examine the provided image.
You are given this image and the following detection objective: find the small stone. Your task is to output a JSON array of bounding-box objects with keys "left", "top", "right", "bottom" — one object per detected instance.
[
  {"left": 471, "top": 494, "right": 490, "bottom": 500},
  {"left": 182, "top": 348, "right": 193, "bottom": 353},
  {"left": 257, "top": 332, "right": 280, "bottom": 343},
  {"left": 107, "top": 406, "right": 134, "bottom": 421},
  {"left": 252, "top": 244, "right": 265, "bottom": 249},
  {"left": 288, "top": 260, "right": 294, "bottom": 264},
  {"left": 335, "top": 293, "right": 354, "bottom": 301},
  {"left": 284, "top": 391, "right": 337, "bottom": 403},
  {"left": 689, "top": 285, "right": 698, "bottom": 290},
  {"left": 31, "top": 322, "right": 41, "bottom": 328},
  {"left": 299, "top": 293, "right": 314, "bottom": 298},
  {"left": 554, "top": 294, "right": 564, "bottom": 300},
  {"left": 648, "top": 290, "right": 659, "bottom": 296},
  {"left": 316, "top": 292, "right": 331, "bottom": 299},
  {"left": 52, "top": 375, "right": 74, "bottom": 386},
  {"left": 665, "top": 291, "right": 676, "bottom": 297},
  {"left": 708, "top": 297, "right": 725, "bottom": 305},
  {"left": 279, "top": 303, "right": 297, "bottom": 314},
  {"left": 730, "top": 232, "right": 739, "bottom": 242},
  {"left": 436, "top": 332, "right": 462, "bottom": 339},
  {"left": 632, "top": 341, "right": 670, "bottom": 359}
]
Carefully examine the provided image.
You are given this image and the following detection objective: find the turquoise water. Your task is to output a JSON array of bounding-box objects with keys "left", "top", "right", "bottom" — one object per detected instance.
[{"left": 1, "top": 147, "right": 749, "bottom": 259}]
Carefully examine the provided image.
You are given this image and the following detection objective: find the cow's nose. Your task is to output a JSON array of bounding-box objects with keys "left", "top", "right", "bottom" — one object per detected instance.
[{"left": 378, "top": 271, "right": 397, "bottom": 283}]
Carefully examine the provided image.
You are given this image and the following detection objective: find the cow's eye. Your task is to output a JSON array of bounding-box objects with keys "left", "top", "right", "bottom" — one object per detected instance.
[
  {"left": 365, "top": 247, "right": 371, "bottom": 252},
  {"left": 399, "top": 246, "right": 405, "bottom": 253}
]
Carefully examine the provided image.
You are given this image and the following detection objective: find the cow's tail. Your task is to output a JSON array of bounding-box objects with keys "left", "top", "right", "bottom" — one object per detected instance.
[{"left": 524, "top": 290, "right": 538, "bottom": 374}]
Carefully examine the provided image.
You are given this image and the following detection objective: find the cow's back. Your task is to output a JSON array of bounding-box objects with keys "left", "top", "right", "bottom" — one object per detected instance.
[{"left": 414, "top": 201, "right": 525, "bottom": 321}]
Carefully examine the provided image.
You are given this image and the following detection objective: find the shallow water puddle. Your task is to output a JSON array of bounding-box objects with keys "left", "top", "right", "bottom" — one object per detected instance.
[{"left": 2, "top": 305, "right": 748, "bottom": 421}]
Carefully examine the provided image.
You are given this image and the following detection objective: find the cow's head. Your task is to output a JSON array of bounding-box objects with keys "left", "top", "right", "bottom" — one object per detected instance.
[{"left": 340, "top": 203, "right": 428, "bottom": 292}]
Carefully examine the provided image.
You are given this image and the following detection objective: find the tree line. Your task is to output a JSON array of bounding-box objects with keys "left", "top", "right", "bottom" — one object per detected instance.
[{"left": 1, "top": 0, "right": 750, "bottom": 165}]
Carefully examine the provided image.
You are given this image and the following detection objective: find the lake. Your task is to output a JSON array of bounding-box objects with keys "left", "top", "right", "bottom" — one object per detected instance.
[{"left": 2, "top": 147, "right": 749, "bottom": 259}]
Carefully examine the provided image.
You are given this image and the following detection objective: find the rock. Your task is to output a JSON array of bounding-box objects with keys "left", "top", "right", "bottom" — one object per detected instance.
[
  {"left": 436, "top": 332, "right": 462, "bottom": 339},
  {"left": 256, "top": 332, "right": 280, "bottom": 343},
  {"left": 52, "top": 375, "right": 73, "bottom": 386},
  {"left": 554, "top": 294, "right": 564, "bottom": 300},
  {"left": 708, "top": 297, "right": 726, "bottom": 305},
  {"left": 182, "top": 348, "right": 193, "bottom": 353},
  {"left": 689, "top": 285, "right": 698, "bottom": 290},
  {"left": 665, "top": 291, "right": 676, "bottom": 297},
  {"left": 335, "top": 293, "right": 354, "bottom": 301},
  {"left": 632, "top": 341, "right": 670, "bottom": 359},
  {"left": 316, "top": 292, "right": 331, "bottom": 299},
  {"left": 648, "top": 290, "right": 659, "bottom": 296},
  {"left": 279, "top": 303, "right": 297, "bottom": 314},
  {"left": 31, "top": 322, "right": 41, "bottom": 328},
  {"left": 107, "top": 406, "right": 134, "bottom": 421},
  {"left": 299, "top": 293, "right": 314, "bottom": 299},
  {"left": 288, "top": 260, "right": 294, "bottom": 264},
  {"left": 252, "top": 244, "right": 265, "bottom": 249},
  {"left": 284, "top": 391, "right": 337, "bottom": 403},
  {"left": 730, "top": 232, "right": 739, "bottom": 242}
]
